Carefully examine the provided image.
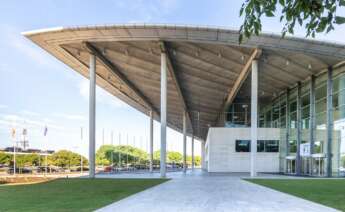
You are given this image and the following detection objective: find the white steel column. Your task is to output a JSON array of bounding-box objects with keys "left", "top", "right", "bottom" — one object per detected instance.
[
  {"left": 191, "top": 135, "right": 195, "bottom": 170},
  {"left": 183, "top": 111, "right": 187, "bottom": 173},
  {"left": 89, "top": 54, "right": 96, "bottom": 178},
  {"left": 326, "top": 66, "right": 333, "bottom": 177},
  {"left": 160, "top": 52, "right": 167, "bottom": 178},
  {"left": 201, "top": 142, "right": 206, "bottom": 170},
  {"left": 250, "top": 59, "right": 258, "bottom": 177},
  {"left": 149, "top": 110, "right": 154, "bottom": 173}
]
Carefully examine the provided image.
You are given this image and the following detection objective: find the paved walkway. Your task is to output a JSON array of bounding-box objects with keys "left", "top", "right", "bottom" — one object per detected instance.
[{"left": 96, "top": 170, "right": 339, "bottom": 212}]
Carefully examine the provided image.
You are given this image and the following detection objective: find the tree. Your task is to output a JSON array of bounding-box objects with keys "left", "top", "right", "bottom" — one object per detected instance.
[
  {"left": 96, "top": 145, "right": 115, "bottom": 166},
  {"left": 15, "top": 154, "right": 40, "bottom": 167},
  {"left": 96, "top": 145, "right": 148, "bottom": 166},
  {"left": 167, "top": 151, "right": 183, "bottom": 163},
  {"left": 0, "top": 152, "right": 11, "bottom": 166},
  {"left": 239, "top": 0, "right": 345, "bottom": 42},
  {"left": 50, "top": 150, "right": 87, "bottom": 168},
  {"left": 153, "top": 150, "right": 183, "bottom": 164},
  {"left": 186, "top": 155, "right": 201, "bottom": 166}
]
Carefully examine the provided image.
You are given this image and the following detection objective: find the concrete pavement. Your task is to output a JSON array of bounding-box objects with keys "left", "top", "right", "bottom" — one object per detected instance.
[{"left": 96, "top": 170, "right": 339, "bottom": 212}]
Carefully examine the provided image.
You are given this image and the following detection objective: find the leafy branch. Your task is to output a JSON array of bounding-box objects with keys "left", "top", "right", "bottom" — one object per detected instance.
[{"left": 239, "top": 0, "right": 345, "bottom": 43}]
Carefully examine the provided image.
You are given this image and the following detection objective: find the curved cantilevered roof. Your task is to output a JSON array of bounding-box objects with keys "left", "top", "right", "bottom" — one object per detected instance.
[{"left": 23, "top": 24, "right": 345, "bottom": 140}]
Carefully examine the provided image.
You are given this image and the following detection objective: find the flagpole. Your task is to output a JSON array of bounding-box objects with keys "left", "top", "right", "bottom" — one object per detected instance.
[
  {"left": 118, "top": 132, "right": 121, "bottom": 169},
  {"left": 111, "top": 131, "right": 114, "bottom": 172},
  {"left": 45, "top": 130, "right": 48, "bottom": 177},
  {"left": 11, "top": 127, "right": 16, "bottom": 176},
  {"left": 102, "top": 128, "right": 105, "bottom": 146},
  {"left": 43, "top": 125, "right": 48, "bottom": 177},
  {"left": 13, "top": 139, "right": 16, "bottom": 176},
  {"left": 80, "top": 127, "right": 83, "bottom": 175},
  {"left": 45, "top": 152, "right": 48, "bottom": 176},
  {"left": 126, "top": 133, "right": 129, "bottom": 170}
]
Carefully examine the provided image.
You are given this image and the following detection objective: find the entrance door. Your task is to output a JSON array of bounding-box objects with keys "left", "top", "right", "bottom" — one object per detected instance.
[
  {"left": 301, "top": 157, "right": 311, "bottom": 175},
  {"left": 311, "top": 155, "right": 325, "bottom": 176},
  {"left": 286, "top": 158, "right": 296, "bottom": 174}
]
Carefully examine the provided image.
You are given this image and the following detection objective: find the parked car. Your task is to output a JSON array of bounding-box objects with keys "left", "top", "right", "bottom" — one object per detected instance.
[{"left": 7, "top": 167, "right": 32, "bottom": 174}]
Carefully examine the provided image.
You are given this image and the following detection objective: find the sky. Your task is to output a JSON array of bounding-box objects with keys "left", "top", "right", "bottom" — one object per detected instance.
[{"left": 0, "top": 0, "right": 344, "bottom": 158}]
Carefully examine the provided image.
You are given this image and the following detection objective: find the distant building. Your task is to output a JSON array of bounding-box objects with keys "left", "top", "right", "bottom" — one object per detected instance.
[{"left": 0, "top": 147, "right": 54, "bottom": 155}]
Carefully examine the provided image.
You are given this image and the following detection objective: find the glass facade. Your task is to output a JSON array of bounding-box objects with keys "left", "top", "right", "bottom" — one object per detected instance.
[
  {"left": 228, "top": 65, "right": 345, "bottom": 177},
  {"left": 226, "top": 102, "right": 250, "bottom": 127}
]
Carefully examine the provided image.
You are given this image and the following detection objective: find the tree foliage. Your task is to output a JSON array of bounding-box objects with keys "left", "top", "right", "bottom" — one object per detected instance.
[
  {"left": 153, "top": 150, "right": 183, "bottom": 163},
  {"left": 154, "top": 150, "right": 201, "bottom": 166},
  {"left": 96, "top": 145, "right": 148, "bottom": 166},
  {"left": 0, "top": 152, "right": 11, "bottom": 165},
  {"left": 49, "top": 150, "right": 87, "bottom": 168},
  {"left": 239, "top": 0, "right": 345, "bottom": 42}
]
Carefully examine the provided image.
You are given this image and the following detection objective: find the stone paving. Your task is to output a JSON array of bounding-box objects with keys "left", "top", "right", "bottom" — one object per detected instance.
[{"left": 96, "top": 170, "right": 339, "bottom": 212}]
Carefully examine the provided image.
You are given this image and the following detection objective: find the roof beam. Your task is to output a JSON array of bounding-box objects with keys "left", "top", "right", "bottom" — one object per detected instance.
[
  {"left": 160, "top": 41, "right": 194, "bottom": 133},
  {"left": 214, "top": 48, "right": 262, "bottom": 125},
  {"left": 224, "top": 48, "right": 262, "bottom": 110},
  {"left": 181, "top": 42, "right": 243, "bottom": 70},
  {"left": 83, "top": 42, "right": 160, "bottom": 116}
]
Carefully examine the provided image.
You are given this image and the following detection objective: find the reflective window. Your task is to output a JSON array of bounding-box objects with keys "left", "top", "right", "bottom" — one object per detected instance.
[
  {"left": 257, "top": 140, "right": 265, "bottom": 152},
  {"left": 265, "top": 140, "right": 279, "bottom": 152},
  {"left": 235, "top": 140, "right": 250, "bottom": 152},
  {"left": 235, "top": 140, "right": 279, "bottom": 153}
]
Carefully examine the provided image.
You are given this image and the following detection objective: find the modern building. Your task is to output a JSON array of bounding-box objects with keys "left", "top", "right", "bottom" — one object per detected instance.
[{"left": 23, "top": 24, "right": 345, "bottom": 177}]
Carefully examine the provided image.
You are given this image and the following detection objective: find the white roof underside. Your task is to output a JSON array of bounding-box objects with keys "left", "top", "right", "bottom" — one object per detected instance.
[{"left": 23, "top": 24, "right": 345, "bottom": 141}]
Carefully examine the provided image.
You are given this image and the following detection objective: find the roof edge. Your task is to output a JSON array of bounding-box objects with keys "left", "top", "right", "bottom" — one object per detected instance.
[
  {"left": 21, "top": 26, "right": 64, "bottom": 37},
  {"left": 20, "top": 23, "right": 345, "bottom": 47}
]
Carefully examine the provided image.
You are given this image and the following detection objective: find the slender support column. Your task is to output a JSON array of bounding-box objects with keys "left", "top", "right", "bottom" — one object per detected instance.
[
  {"left": 250, "top": 60, "right": 258, "bottom": 177},
  {"left": 201, "top": 142, "right": 206, "bottom": 170},
  {"left": 160, "top": 52, "right": 167, "bottom": 178},
  {"left": 309, "top": 75, "right": 316, "bottom": 175},
  {"left": 89, "top": 54, "right": 96, "bottom": 178},
  {"left": 183, "top": 111, "right": 187, "bottom": 173},
  {"left": 191, "top": 135, "right": 195, "bottom": 170},
  {"left": 149, "top": 110, "right": 154, "bottom": 173},
  {"left": 296, "top": 82, "right": 302, "bottom": 175},
  {"left": 326, "top": 66, "right": 333, "bottom": 177},
  {"left": 285, "top": 89, "right": 290, "bottom": 173}
]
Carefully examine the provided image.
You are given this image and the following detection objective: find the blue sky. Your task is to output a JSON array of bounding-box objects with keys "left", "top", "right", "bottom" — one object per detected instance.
[{"left": 0, "top": 0, "right": 344, "bottom": 157}]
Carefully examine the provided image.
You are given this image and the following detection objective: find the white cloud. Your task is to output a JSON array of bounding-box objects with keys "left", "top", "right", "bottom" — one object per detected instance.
[
  {"left": 53, "top": 113, "right": 86, "bottom": 121},
  {"left": 79, "top": 79, "right": 129, "bottom": 109},
  {"left": 1, "top": 25, "right": 60, "bottom": 69},
  {"left": 0, "top": 104, "right": 8, "bottom": 109},
  {"left": 1, "top": 114, "right": 64, "bottom": 130},
  {"left": 20, "top": 110, "right": 40, "bottom": 116}
]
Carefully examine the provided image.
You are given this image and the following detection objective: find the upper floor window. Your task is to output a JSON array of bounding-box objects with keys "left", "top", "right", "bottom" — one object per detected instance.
[{"left": 235, "top": 140, "right": 279, "bottom": 153}]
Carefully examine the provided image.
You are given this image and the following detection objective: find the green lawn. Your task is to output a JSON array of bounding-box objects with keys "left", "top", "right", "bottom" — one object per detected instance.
[
  {"left": 0, "top": 178, "right": 168, "bottom": 212},
  {"left": 246, "top": 179, "right": 345, "bottom": 211}
]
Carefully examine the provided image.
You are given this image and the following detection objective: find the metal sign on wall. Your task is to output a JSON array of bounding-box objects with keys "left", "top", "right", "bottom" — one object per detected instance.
[{"left": 300, "top": 143, "right": 311, "bottom": 157}]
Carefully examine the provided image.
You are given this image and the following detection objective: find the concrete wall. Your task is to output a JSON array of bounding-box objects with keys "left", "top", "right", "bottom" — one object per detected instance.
[{"left": 205, "top": 128, "right": 280, "bottom": 173}]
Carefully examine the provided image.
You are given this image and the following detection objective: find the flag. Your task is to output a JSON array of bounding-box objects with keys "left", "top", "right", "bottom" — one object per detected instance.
[
  {"left": 22, "top": 128, "right": 27, "bottom": 136},
  {"left": 11, "top": 128, "right": 16, "bottom": 139},
  {"left": 44, "top": 126, "right": 48, "bottom": 136}
]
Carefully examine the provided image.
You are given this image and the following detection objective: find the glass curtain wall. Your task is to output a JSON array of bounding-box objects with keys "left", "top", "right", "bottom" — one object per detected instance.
[
  {"left": 228, "top": 65, "right": 345, "bottom": 176},
  {"left": 331, "top": 69, "right": 345, "bottom": 176},
  {"left": 314, "top": 74, "right": 327, "bottom": 176},
  {"left": 301, "top": 82, "right": 311, "bottom": 175},
  {"left": 226, "top": 102, "right": 250, "bottom": 127}
]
